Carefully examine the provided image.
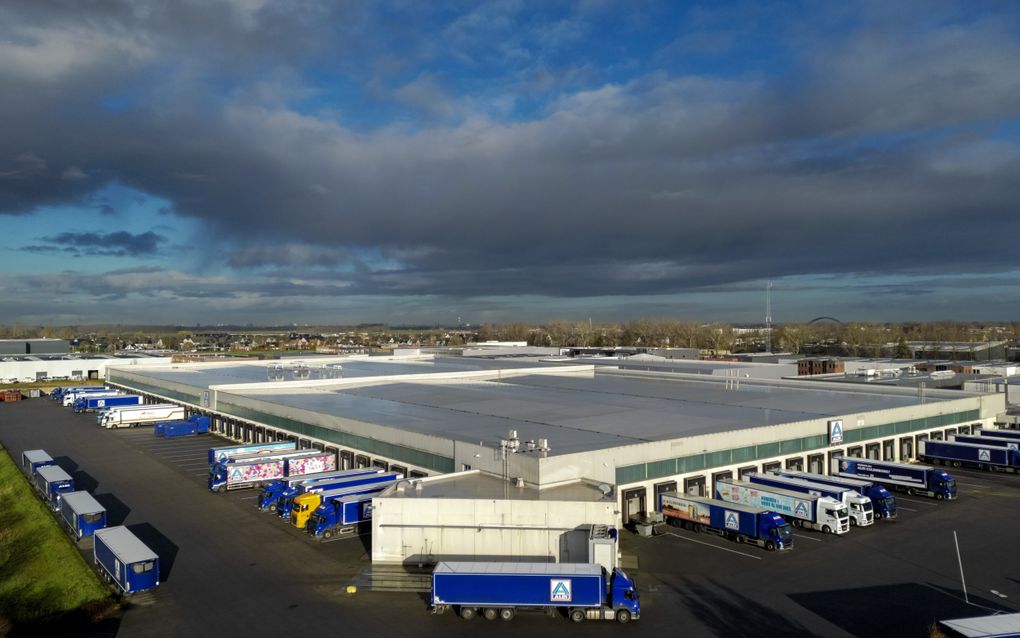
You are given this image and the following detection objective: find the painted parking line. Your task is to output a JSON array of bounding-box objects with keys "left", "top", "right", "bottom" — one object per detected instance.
[
  {"left": 896, "top": 497, "right": 936, "bottom": 506},
  {"left": 660, "top": 532, "right": 762, "bottom": 560},
  {"left": 176, "top": 463, "right": 211, "bottom": 470},
  {"left": 319, "top": 532, "right": 370, "bottom": 544},
  {"left": 792, "top": 533, "right": 822, "bottom": 542},
  {"left": 239, "top": 495, "right": 257, "bottom": 500},
  {"left": 156, "top": 453, "right": 208, "bottom": 460},
  {"left": 896, "top": 506, "right": 918, "bottom": 512},
  {"left": 191, "top": 471, "right": 210, "bottom": 476}
]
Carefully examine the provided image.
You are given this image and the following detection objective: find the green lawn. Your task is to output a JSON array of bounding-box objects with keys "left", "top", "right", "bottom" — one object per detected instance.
[{"left": 0, "top": 446, "right": 112, "bottom": 626}]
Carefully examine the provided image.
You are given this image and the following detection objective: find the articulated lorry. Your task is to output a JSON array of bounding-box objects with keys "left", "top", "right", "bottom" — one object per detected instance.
[
  {"left": 715, "top": 478, "right": 849, "bottom": 535},
  {"left": 74, "top": 394, "right": 141, "bottom": 413},
  {"left": 258, "top": 468, "right": 382, "bottom": 512},
  {"left": 834, "top": 457, "right": 957, "bottom": 500},
  {"left": 94, "top": 526, "right": 159, "bottom": 594},
  {"left": 749, "top": 473, "right": 874, "bottom": 527},
  {"left": 209, "top": 450, "right": 337, "bottom": 492},
  {"left": 778, "top": 469, "right": 897, "bottom": 519},
  {"left": 208, "top": 441, "right": 296, "bottom": 466},
  {"left": 953, "top": 434, "right": 1019, "bottom": 450},
  {"left": 53, "top": 386, "right": 109, "bottom": 400},
  {"left": 920, "top": 440, "right": 1020, "bottom": 472},
  {"left": 59, "top": 491, "right": 107, "bottom": 539},
  {"left": 35, "top": 464, "right": 74, "bottom": 510},
  {"left": 430, "top": 562, "right": 640, "bottom": 623},
  {"left": 63, "top": 389, "right": 120, "bottom": 407},
  {"left": 308, "top": 482, "right": 398, "bottom": 539},
  {"left": 977, "top": 428, "right": 1020, "bottom": 442},
  {"left": 22, "top": 449, "right": 55, "bottom": 476},
  {"left": 154, "top": 415, "right": 210, "bottom": 438},
  {"left": 658, "top": 492, "right": 793, "bottom": 551},
  {"left": 98, "top": 404, "right": 185, "bottom": 428},
  {"left": 290, "top": 473, "right": 401, "bottom": 527}
]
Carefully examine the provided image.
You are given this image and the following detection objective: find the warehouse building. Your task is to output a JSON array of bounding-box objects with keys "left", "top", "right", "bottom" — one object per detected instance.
[
  {"left": 106, "top": 354, "right": 1005, "bottom": 564},
  {"left": 1, "top": 352, "right": 171, "bottom": 383}
]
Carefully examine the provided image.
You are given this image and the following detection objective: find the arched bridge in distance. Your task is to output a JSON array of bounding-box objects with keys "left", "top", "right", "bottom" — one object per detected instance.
[{"left": 807, "top": 316, "right": 843, "bottom": 325}]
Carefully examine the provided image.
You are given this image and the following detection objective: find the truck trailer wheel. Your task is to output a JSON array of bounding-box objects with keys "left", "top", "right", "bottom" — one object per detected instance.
[
  {"left": 570, "top": 609, "right": 585, "bottom": 623},
  {"left": 499, "top": 608, "right": 515, "bottom": 621},
  {"left": 323, "top": 529, "right": 333, "bottom": 539},
  {"left": 616, "top": 609, "right": 632, "bottom": 624},
  {"left": 483, "top": 608, "right": 498, "bottom": 621},
  {"left": 459, "top": 607, "right": 477, "bottom": 620}
]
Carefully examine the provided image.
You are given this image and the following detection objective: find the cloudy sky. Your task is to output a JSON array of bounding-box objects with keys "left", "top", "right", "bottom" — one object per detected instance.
[{"left": 2, "top": 1, "right": 1019, "bottom": 325}]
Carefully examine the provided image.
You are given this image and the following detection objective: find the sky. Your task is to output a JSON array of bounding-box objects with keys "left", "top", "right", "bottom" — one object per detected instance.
[{"left": 2, "top": 0, "right": 1020, "bottom": 326}]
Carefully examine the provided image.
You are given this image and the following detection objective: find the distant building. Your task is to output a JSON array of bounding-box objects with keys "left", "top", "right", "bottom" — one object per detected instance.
[
  {"left": 797, "top": 358, "right": 845, "bottom": 375},
  {"left": 0, "top": 339, "right": 69, "bottom": 355}
]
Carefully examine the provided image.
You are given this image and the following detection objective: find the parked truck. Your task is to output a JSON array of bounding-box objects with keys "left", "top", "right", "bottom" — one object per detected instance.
[
  {"left": 98, "top": 404, "right": 185, "bottom": 428},
  {"left": 208, "top": 441, "right": 296, "bottom": 466},
  {"left": 94, "top": 526, "right": 159, "bottom": 594},
  {"left": 749, "top": 472, "right": 874, "bottom": 527},
  {"left": 430, "top": 562, "right": 640, "bottom": 623},
  {"left": 154, "top": 415, "right": 211, "bottom": 438},
  {"left": 59, "top": 491, "right": 107, "bottom": 539},
  {"left": 35, "top": 464, "right": 74, "bottom": 510},
  {"left": 715, "top": 478, "right": 849, "bottom": 535},
  {"left": 977, "top": 428, "right": 1020, "bottom": 442},
  {"left": 658, "top": 492, "right": 793, "bottom": 551},
  {"left": 63, "top": 389, "right": 120, "bottom": 407},
  {"left": 920, "top": 439, "right": 1020, "bottom": 472},
  {"left": 778, "top": 469, "right": 897, "bottom": 519},
  {"left": 258, "top": 468, "right": 382, "bottom": 512},
  {"left": 308, "top": 482, "right": 397, "bottom": 539},
  {"left": 22, "top": 449, "right": 55, "bottom": 476},
  {"left": 209, "top": 450, "right": 336, "bottom": 492},
  {"left": 74, "top": 394, "right": 142, "bottom": 413},
  {"left": 834, "top": 457, "right": 957, "bottom": 500},
  {"left": 289, "top": 472, "right": 401, "bottom": 527},
  {"left": 52, "top": 385, "right": 108, "bottom": 400},
  {"left": 953, "top": 434, "right": 1019, "bottom": 450}
]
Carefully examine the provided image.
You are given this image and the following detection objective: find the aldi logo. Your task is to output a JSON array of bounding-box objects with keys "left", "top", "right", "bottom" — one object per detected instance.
[
  {"left": 550, "top": 579, "right": 572, "bottom": 602},
  {"left": 979, "top": 449, "right": 991, "bottom": 462},
  {"left": 828, "top": 419, "right": 844, "bottom": 445},
  {"left": 724, "top": 510, "right": 739, "bottom": 530}
]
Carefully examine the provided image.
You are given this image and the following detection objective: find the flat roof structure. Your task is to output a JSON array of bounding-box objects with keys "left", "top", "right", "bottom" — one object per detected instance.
[{"left": 382, "top": 472, "right": 611, "bottom": 502}]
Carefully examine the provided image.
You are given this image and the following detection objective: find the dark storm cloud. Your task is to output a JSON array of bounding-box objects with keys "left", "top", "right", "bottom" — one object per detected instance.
[
  {"left": 1, "top": 1, "right": 1019, "bottom": 306},
  {"left": 26, "top": 231, "right": 165, "bottom": 257}
]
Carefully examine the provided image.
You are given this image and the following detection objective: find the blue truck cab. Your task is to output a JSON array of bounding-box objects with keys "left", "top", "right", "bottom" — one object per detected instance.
[
  {"left": 308, "top": 483, "right": 397, "bottom": 539},
  {"left": 93, "top": 526, "right": 159, "bottom": 594},
  {"left": 259, "top": 468, "right": 383, "bottom": 512},
  {"left": 277, "top": 470, "right": 398, "bottom": 519},
  {"left": 35, "top": 464, "right": 74, "bottom": 510}
]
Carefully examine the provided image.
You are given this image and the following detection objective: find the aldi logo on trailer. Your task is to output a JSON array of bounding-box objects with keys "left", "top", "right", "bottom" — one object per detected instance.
[
  {"left": 979, "top": 449, "right": 991, "bottom": 462},
  {"left": 550, "top": 579, "right": 572, "bottom": 602},
  {"left": 828, "top": 419, "right": 844, "bottom": 445},
  {"left": 724, "top": 510, "right": 739, "bottom": 530}
]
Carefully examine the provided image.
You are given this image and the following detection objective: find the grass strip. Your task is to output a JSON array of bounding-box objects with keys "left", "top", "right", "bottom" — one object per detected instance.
[{"left": 0, "top": 445, "right": 111, "bottom": 626}]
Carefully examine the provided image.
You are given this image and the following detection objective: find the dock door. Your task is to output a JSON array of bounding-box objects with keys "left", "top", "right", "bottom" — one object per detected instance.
[{"left": 621, "top": 487, "right": 647, "bottom": 524}]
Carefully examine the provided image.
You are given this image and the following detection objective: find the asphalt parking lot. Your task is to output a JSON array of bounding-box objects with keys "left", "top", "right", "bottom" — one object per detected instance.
[{"left": 3, "top": 398, "right": 1019, "bottom": 637}]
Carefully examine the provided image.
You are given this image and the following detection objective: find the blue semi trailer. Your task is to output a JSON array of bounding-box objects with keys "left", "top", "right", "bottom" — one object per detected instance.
[
  {"left": 59, "top": 491, "right": 107, "bottom": 539},
  {"left": 921, "top": 439, "right": 1020, "bottom": 472},
  {"left": 778, "top": 469, "right": 897, "bottom": 519},
  {"left": 94, "top": 526, "right": 159, "bottom": 594},
  {"left": 308, "top": 481, "right": 398, "bottom": 539},
  {"left": 658, "top": 492, "right": 793, "bottom": 551},
  {"left": 208, "top": 441, "right": 296, "bottom": 465},
  {"left": 22, "top": 449, "right": 55, "bottom": 476},
  {"left": 977, "top": 428, "right": 1020, "bottom": 442},
  {"left": 74, "top": 394, "right": 142, "bottom": 413},
  {"left": 258, "top": 467, "right": 383, "bottom": 512},
  {"left": 51, "top": 385, "right": 107, "bottom": 399},
  {"left": 154, "top": 415, "right": 210, "bottom": 438},
  {"left": 278, "top": 470, "right": 398, "bottom": 519},
  {"left": 834, "top": 457, "right": 957, "bottom": 500},
  {"left": 34, "top": 464, "right": 74, "bottom": 510},
  {"left": 954, "top": 434, "right": 1019, "bottom": 450},
  {"left": 430, "top": 562, "right": 640, "bottom": 623}
]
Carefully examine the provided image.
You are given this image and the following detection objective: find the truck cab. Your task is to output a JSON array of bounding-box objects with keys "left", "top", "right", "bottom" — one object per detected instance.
[
  {"left": 934, "top": 470, "right": 957, "bottom": 499},
  {"left": 607, "top": 568, "right": 641, "bottom": 622},
  {"left": 761, "top": 513, "right": 794, "bottom": 550},
  {"left": 870, "top": 486, "right": 897, "bottom": 518},
  {"left": 820, "top": 499, "right": 850, "bottom": 534},
  {"left": 844, "top": 493, "right": 874, "bottom": 526}
]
